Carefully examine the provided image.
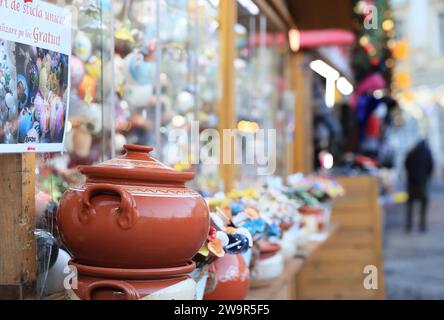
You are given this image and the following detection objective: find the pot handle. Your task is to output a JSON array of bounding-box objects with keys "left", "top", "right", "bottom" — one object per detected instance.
[
  {"left": 80, "top": 184, "right": 139, "bottom": 229},
  {"left": 85, "top": 280, "right": 140, "bottom": 300}
]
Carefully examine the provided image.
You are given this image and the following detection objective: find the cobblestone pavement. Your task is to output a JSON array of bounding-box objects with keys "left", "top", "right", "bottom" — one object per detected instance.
[{"left": 384, "top": 183, "right": 444, "bottom": 300}]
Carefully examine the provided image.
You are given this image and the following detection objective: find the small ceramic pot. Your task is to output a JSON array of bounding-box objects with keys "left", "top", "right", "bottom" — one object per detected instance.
[
  {"left": 57, "top": 144, "right": 210, "bottom": 269},
  {"left": 251, "top": 242, "right": 283, "bottom": 288},
  {"left": 40, "top": 249, "right": 71, "bottom": 296},
  {"left": 279, "top": 225, "right": 298, "bottom": 261},
  {"left": 258, "top": 242, "right": 281, "bottom": 260},
  {"left": 321, "top": 201, "right": 332, "bottom": 229},
  {"left": 296, "top": 228, "right": 310, "bottom": 249},
  {"left": 299, "top": 206, "right": 325, "bottom": 231},
  {"left": 67, "top": 261, "right": 196, "bottom": 300},
  {"left": 204, "top": 254, "right": 250, "bottom": 300}
]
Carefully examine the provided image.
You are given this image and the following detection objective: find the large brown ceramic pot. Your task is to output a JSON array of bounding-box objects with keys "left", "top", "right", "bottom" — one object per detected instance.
[
  {"left": 203, "top": 254, "right": 250, "bottom": 300},
  {"left": 57, "top": 145, "right": 210, "bottom": 269},
  {"left": 67, "top": 261, "right": 196, "bottom": 300}
]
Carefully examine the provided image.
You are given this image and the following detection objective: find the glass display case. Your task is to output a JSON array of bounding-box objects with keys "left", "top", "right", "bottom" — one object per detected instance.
[
  {"left": 36, "top": 0, "right": 114, "bottom": 298},
  {"left": 21, "top": 0, "right": 301, "bottom": 299},
  {"left": 112, "top": 0, "right": 220, "bottom": 191},
  {"left": 234, "top": 5, "right": 293, "bottom": 188},
  {"left": 194, "top": 0, "right": 220, "bottom": 193},
  {"left": 35, "top": 0, "right": 221, "bottom": 298}
]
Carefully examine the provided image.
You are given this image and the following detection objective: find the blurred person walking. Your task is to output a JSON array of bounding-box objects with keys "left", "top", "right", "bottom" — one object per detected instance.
[{"left": 404, "top": 139, "right": 434, "bottom": 233}]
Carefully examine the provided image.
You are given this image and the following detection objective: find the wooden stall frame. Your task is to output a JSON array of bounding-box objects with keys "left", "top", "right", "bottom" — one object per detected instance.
[
  {"left": 0, "top": 153, "right": 36, "bottom": 299},
  {"left": 291, "top": 52, "right": 314, "bottom": 174},
  {"left": 218, "top": 0, "right": 237, "bottom": 192}
]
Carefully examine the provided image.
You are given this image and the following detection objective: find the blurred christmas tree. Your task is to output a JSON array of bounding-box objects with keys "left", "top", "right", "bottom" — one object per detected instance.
[{"left": 352, "top": 0, "right": 394, "bottom": 84}]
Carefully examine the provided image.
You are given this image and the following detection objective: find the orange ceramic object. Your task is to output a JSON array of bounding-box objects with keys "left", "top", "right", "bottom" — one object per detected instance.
[
  {"left": 57, "top": 145, "right": 210, "bottom": 269},
  {"left": 78, "top": 74, "right": 96, "bottom": 101},
  {"left": 298, "top": 206, "right": 324, "bottom": 215},
  {"left": 258, "top": 241, "right": 281, "bottom": 260},
  {"left": 204, "top": 254, "right": 250, "bottom": 300},
  {"left": 68, "top": 261, "right": 195, "bottom": 300}
]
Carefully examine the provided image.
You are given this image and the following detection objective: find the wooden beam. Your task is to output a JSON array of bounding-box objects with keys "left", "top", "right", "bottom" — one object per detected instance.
[
  {"left": 284, "top": 54, "right": 295, "bottom": 178},
  {"left": 253, "top": 0, "right": 287, "bottom": 31},
  {"left": 269, "top": 0, "right": 296, "bottom": 27},
  {"left": 0, "top": 153, "right": 36, "bottom": 299},
  {"left": 218, "top": 0, "right": 237, "bottom": 192},
  {"left": 290, "top": 52, "right": 313, "bottom": 174},
  {"left": 286, "top": 0, "right": 353, "bottom": 31}
]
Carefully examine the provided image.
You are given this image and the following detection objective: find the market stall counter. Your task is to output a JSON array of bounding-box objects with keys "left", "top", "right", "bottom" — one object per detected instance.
[{"left": 246, "top": 224, "right": 337, "bottom": 300}]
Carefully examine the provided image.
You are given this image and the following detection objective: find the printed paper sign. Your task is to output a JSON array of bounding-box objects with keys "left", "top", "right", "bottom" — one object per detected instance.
[{"left": 0, "top": 0, "right": 71, "bottom": 153}]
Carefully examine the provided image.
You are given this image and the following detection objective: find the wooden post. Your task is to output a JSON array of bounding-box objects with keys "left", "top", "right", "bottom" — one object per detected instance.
[
  {"left": 283, "top": 53, "right": 296, "bottom": 178},
  {"left": 0, "top": 153, "right": 36, "bottom": 300},
  {"left": 290, "top": 52, "right": 314, "bottom": 174},
  {"left": 218, "top": 0, "right": 237, "bottom": 192}
]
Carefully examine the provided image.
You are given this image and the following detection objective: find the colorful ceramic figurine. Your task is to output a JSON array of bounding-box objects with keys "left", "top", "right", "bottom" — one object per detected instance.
[
  {"left": 128, "top": 51, "right": 154, "bottom": 85},
  {"left": 70, "top": 56, "right": 86, "bottom": 87},
  {"left": 25, "top": 60, "right": 39, "bottom": 104},
  {"left": 74, "top": 32, "right": 93, "bottom": 62},
  {"left": 39, "top": 64, "right": 49, "bottom": 100},
  {"left": 17, "top": 74, "right": 29, "bottom": 110},
  {"left": 33, "top": 92, "right": 49, "bottom": 136},
  {"left": 4, "top": 92, "right": 18, "bottom": 121},
  {"left": 18, "top": 108, "right": 33, "bottom": 142}
]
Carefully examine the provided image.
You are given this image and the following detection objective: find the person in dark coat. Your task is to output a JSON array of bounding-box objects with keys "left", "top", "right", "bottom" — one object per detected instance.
[{"left": 404, "top": 139, "right": 434, "bottom": 232}]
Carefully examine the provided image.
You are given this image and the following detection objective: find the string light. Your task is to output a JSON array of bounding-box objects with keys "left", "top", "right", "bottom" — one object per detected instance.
[
  {"left": 382, "top": 19, "right": 394, "bottom": 32},
  {"left": 359, "top": 36, "right": 369, "bottom": 46},
  {"left": 288, "top": 28, "right": 300, "bottom": 52}
]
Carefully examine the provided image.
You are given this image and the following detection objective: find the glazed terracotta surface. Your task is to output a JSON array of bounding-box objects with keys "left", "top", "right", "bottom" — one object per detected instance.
[
  {"left": 258, "top": 242, "right": 281, "bottom": 260},
  {"left": 57, "top": 145, "right": 210, "bottom": 269},
  {"left": 298, "top": 206, "right": 324, "bottom": 215},
  {"left": 69, "top": 261, "right": 195, "bottom": 300},
  {"left": 204, "top": 254, "right": 250, "bottom": 300},
  {"left": 299, "top": 206, "right": 325, "bottom": 230}
]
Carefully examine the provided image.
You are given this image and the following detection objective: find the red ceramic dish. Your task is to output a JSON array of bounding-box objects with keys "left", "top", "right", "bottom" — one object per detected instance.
[
  {"left": 258, "top": 242, "right": 281, "bottom": 260},
  {"left": 298, "top": 206, "right": 324, "bottom": 215},
  {"left": 57, "top": 145, "right": 210, "bottom": 269},
  {"left": 68, "top": 261, "right": 193, "bottom": 300},
  {"left": 280, "top": 221, "right": 293, "bottom": 231}
]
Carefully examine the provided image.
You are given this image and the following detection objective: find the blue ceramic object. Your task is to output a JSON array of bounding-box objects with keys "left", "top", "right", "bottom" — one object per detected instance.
[
  {"left": 242, "top": 218, "right": 266, "bottom": 236},
  {"left": 224, "top": 233, "right": 250, "bottom": 254},
  {"left": 17, "top": 74, "right": 29, "bottom": 110},
  {"left": 265, "top": 222, "right": 281, "bottom": 238},
  {"left": 128, "top": 52, "right": 154, "bottom": 85},
  {"left": 230, "top": 203, "right": 245, "bottom": 215},
  {"left": 18, "top": 110, "right": 33, "bottom": 142}
]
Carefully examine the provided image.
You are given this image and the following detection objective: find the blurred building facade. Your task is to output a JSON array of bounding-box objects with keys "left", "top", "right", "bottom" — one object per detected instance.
[{"left": 391, "top": 0, "right": 444, "bottom": 179}]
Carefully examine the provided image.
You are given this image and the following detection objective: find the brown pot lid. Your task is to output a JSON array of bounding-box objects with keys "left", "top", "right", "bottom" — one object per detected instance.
[{"left": 79, "top": 144, "right": 195, "bottom": 183}]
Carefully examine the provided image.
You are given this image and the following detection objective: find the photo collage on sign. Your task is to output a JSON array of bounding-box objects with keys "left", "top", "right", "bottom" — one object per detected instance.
[{"left": 0, "top": 38, "right": 69, "bottom": 144}]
